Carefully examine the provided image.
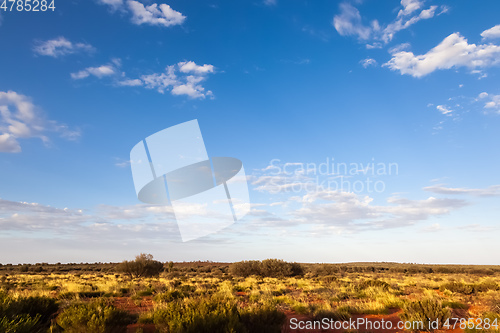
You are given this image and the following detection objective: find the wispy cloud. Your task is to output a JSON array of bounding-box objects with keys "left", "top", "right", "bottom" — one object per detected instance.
[
  {"left": 71, "top": 65, "right": 116, "bottom": 80},
  {"left": 263, "top": 0, "right": 277, "bottom": 6},
  {"left": 436, "top": 105, "right": 453, "bottom": 115},
  {"left": 33, "top": 37, "right": 95, "bottom": 58},
  {"left": 70, "top": 59, "right": 121, "bottom": 80},
  {"left": 0, "top": 91, "right": 80, "bottom": 153},
  {"left": 424, "top": 184, "right": 500, "bottom": 197},
  {"left": 361, "top": 58, "right": 377, "bottom": 68},
  {"left": 333, "top": 0, "right": 445, "bottom": 46},
  {"left": 96, "top": 0, "right": 124, "bottom": 10}
]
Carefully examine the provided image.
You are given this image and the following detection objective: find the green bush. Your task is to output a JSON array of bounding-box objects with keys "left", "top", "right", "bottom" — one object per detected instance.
[
  {"left": 229, "top": 259, "right": 304, "bottom": 278},
  {"left": 56, "top": 299, "right": 135, "bottom": 333},
  {"left": 0, "top": 292, "right": 58, "bottom": 332},
  {"left": 151, "top": 296, "right": 286, "bottom": 333},
  {"left": 116, "top": 253, "right": 164, "bottom": 278},
  {"left": 152, "top": 297, "right": 242, "bottom": 333},
  {"left": 239, "top": 303, "right": 286, "bottom": 333},
  {"left": 400, "top": 298, "right": 451, "bottom": 331},
  {"left": 440, "top": 281, "right": 475, "bottom": 295},
  {"left": 154, "top": 290, "right": 185, "bottom": 303},
  {"left": 228, "top": 260, "right": 261, "bottom": 277},
  {"left": 357, "top": 279, "right": 390, "bottom": 290},
  {"left": 440, "top": 281, "right": 498, "bottom": 295},
  {"left": 0, "top": 314, "right": 41, "bottom": 333}
]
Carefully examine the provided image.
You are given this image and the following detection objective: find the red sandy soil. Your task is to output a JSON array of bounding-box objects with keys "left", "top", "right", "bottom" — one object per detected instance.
[
  {"left": 113, "top": 296, "right": 154, "bottom": 314},
  {"left": 113, "top": 296, "right": 156, "bottom": 333}
]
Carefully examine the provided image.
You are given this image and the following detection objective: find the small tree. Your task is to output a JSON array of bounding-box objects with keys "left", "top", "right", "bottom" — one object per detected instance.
[
  {"left": 116, "top": 253, "right": 164, "bottom": 278},
  {"left": 167, "top": 261, "right": 174, "bottom": 273}
]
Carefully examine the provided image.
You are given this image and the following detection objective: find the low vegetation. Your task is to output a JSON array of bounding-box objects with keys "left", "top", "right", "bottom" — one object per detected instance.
[{"left": 1, "top": 257, "right": 500, "bottom": 332}]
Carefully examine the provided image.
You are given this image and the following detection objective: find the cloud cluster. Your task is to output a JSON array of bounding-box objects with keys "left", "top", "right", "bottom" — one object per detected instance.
[
  {"left": 120, "top": 61, "right": 215, "bottom": 99},
  {"left": 69, "top": 58, "right": 215, "bottom": 99},
  {"left": 333, "top": 0, "right": 444, "bottom": 46},
  {"left": 0, "top": 91, "right": 80, "bottom": 153},
  {"left": 33, "top": 37, "right": 95, "bottom": 58},
  {"left": 477, "top": 92, "right": 500, "bottom": 113},
  {"left": 291, "top": 190, "right": 467, "bottom": 232},
  {"left": 97, "top": 0, "right": 186, "bottom": 27},
  {"left": 384, "top": 30, "right": 500, "bottom": 77},
  {"left": 0, "top": 198, "right": 87, "bottom": 231}
]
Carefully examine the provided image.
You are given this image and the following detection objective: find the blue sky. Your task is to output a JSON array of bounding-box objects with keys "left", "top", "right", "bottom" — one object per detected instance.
[{"left": 1, "top": 0, "right": 500, "bottom": 264}]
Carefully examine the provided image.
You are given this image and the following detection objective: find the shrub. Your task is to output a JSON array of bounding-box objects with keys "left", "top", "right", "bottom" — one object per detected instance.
[
  {"left": 0, "top": 314, "right": 41, "bottom": 333},
  {"left": 154, "top": 290, "right": 185, "bottom": 303},
  {"left": 440, "top": 281, "right": 475, "bottom": 295},
  {"left": 151, "top": 296, "right": 286, "bottom": 333},
  {"left": 0, "top": 292, "right": 58, "bottom": 332},
  {"left": 56, "top": 299, "right": 135, "bottom": 333},
  {"left": 116, "top": 253, "right": 164, "bottom": 278},
  {"left": 440, "top": 281, "right": 498, "bottom": 295},
  {"left": 229, "top": 259, "right": 304, "bottom": 278},
  {"left": 357, "top": 279, "right": 390, "bottom": 291},
  {"left": 400, "top": 298, "right": 451, "bottom": 331},
  {"left": 152, "top": 297, "right": 242, "bottom": 333},
  {"left": 239, "top": 303, "right": 286, "bottom": 333},
  {"left": 229, "top": 260, "right": 261, "bottom": 277}
]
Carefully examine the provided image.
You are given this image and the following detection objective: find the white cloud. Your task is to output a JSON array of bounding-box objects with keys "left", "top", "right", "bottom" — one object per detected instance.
[
  {"left": 0, "top": 91, "right": 80, "bottom": 153},
  {"left": 361, "top": 58, "right": 377, "bottom": 68},
  {"left": 33, "top": 37, "right": 94, "bottom": 58},
  {"left": 127, "top": 0, "right": 185, "bottom": 27},
  {"left": 141, "top": 65, "right": 178, "bottom": 93},
  {"left": 171, "top": 75, "right": 212, "bottom": 99},
  {"left": 122, "top": 61, "right": 216, "bottom": 99},
  {"left": 436, "top": 105, "right": 452, "bottom": 115},
  {"left": 384, "top": 32, "right": 500, "bottom": 77},
  {"left": 424, "top": 184, "right": 500, "bottom": 197},
  {"left": 71, "top": 64, "right": 116, "bottom": 80},
  {"left": 178, "top": 61, "right": 215, "bottom": 75},
  {"left": 0, "top": 133, "right": 21, "bottom": 153},
  {"left": 481, "top": 24, "right": 500, "bottom": 40},
  {"left": 333, "top": 1, "right": 444, "bottom": 45}
]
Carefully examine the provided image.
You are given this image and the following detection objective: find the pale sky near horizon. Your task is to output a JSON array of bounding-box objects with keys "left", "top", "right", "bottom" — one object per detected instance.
[{"left": 1, "top": 0, "right": 500, "bottom": 264}]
